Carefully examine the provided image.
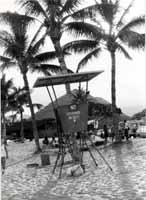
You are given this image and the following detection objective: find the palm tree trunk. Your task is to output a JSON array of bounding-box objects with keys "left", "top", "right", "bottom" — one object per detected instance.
[
  {"left": 22, "top": 73, "right": 41, "bottom": 152},
  {"left": 111, "top": 50, "right": 116, "bottom": 108},
  {"left": 51, "top": 37, "right": 71, "bottom": 93},
  {"left": 1, "top": 108, "right": 7, "bottom": 142},
  {"left": 20, "top": 109, "right": 24, "bottom": 143},
  {"left": 110, "top": 51, "right": 121, "bottom": 142}
]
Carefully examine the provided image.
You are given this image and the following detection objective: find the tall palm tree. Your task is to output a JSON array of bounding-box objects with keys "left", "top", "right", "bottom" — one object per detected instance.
[
  {"left": 0, "top": 12, "right": 61, "bottom": 151},
  {"left": 1, "top": 74, "right": 15, "bottom": 142},
  {"left": 18, "top": 0, "right": 99, "bottom": 93},
  {"left": 63, "top": 0, "right": 145, "bottom": 140},
  {"left": 8, "top": 87, "right": 29, "bottom": 142}
]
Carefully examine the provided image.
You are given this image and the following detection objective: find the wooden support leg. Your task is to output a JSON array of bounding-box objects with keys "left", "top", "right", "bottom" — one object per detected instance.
[{"left": 84, "top": 138, "right": 98, "bottom": 167}]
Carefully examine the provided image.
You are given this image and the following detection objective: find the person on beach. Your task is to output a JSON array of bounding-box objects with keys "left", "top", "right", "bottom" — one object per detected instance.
[
  {"left": 124, "top": 120, "right": 129, "bottom": 140},
  {"left": 42, "top": 136, "right": 49, "bottom": 145},
  {"left": 103, "top": 124, "right": 109, "bottom": 144},
  {"left": 1, "top": 139, "right": 8, "bottom": 174}
]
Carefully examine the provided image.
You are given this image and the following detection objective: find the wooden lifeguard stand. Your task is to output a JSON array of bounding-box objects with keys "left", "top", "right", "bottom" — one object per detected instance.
[{"left": 34, "top": 71, "right": 112, "bottom": 178}]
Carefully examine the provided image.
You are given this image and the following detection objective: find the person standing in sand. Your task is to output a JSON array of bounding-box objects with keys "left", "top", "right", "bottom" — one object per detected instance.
[
  {"left": 103, "top": 124, "right": 109, "bottom": 144},
  {"left": 1, "top": 138, "right": 8, "bottom": 174},
  {"left": 124, "top": 120, "right": 129, "bottom": 140}
]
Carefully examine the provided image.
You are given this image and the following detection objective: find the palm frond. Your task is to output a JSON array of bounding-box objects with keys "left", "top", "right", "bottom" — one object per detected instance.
[
  {"left": 0, "top": 30, "right": 26, "bottom": 59},
  {"left": 0, "top": 55, "right": 11, "bottom": 62},
  {"left": 128, "top": 33, "right": 145, "bottom": 50},
  {"left": 43, "top": 0, "right": 62, "bottom": 12},
  {"left": 0, "top": 12, "right": 34, "bottom": 24},
  {"left": 118, "top": 15, "right": 145, "bottom": 36},
  {"left": 61, "top": 0, "right": 81, "bottom": 15},
  {"left": 72, "top": 88, "right": 88, "bottom": 104},
  {"left": 0, "top": 61, "right": 16, "bottom": 70},
  {"left": 116, "top": 43, "right": 132, "bottom": 59},
  {"left": 7, "top": 100, "right": 17, "bottom": 110},
  {"left": 8, "top": 87, "right": 29, "bottom": 109},
  {"left": 30, "top": 64, "right": 62, "bottom": 75},
  {"left": 0, "top": 56, "right": 16, "bottom": 72},
  {"left": 27, "top": 35, "right": 46, "bottom": 56},
  {"left": 14, "top": 35, "right": 28, "bottom": 55},
  {"left": 17, "top": 0, "right": 47, "bottom": 18},
  {"left": 43, "top": 0, "right": 61, "bottom": 7},
  {"left": 27, "top": 24, "right": 44, "bottom": 53},
  {"left": 35, "top": 0, "right": 60, "bottom": 22},
  {"left": 0, "top": 13, "right": 33, "bottom": 55},
  {"left": 119, "top": 30, "right": 145, "bottom": 49},
  {"left": 3, "top": 45, "right": 22, "bottom": 60},
  {"left": 1, "top": 74, "right": 14, "bottom": 102},
  {"left": 64, "top": 3, "right": 100, "bottom": 21},
  {"left": 116, "top": 0, "right": 134, "bottom": 28},
  {"left": 97, "top": 0, "right": 119, "bottom": 25},
  {"left": 77, "top": 48, "right": 101, "bottom": 72},
  {"left": 0, "top": 31, "right": 14, "bottom": 48},
  {"left": 17, "top": 93, "right": 28, "bottom": 104},
  {"left": 1, "top": 76, "right": 14, "bottom": 91},
  {"left": 34, "top": 51, "right": 57, "bottom": 62},
  {"left": 63, "top": 40, "right": 99, "bottom": 54},
  {"left": 65, "top": 22, "right": 104, "bottom": 39},
  {"left": 67, "top": 0, "right": 118, "bottom": 23},
  {"left": 0, "top": 12, "right": 34, "bottom": 35}
]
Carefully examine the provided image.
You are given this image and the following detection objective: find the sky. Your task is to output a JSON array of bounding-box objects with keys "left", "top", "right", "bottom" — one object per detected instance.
[{"left": 0, "top": 0, "right": 145, "bottom": 116}]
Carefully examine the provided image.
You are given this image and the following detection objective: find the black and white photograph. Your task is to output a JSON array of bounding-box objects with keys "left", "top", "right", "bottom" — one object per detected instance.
[{"left": 0, "top": 0, "right": 145, "bottom": 199}]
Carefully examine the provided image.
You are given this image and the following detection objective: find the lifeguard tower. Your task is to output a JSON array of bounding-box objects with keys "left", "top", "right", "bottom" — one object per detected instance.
[{"left": 34, "top": 71, "right": 112, "bottom": 178}]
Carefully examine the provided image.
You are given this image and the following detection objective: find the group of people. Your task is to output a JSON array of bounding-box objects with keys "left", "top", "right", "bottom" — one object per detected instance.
[
  {"left": 102, "top": 120, "right": 134, "bottom": 142},
  {"left": 42, "top": 136, "right": 59, "bottom": 148}
]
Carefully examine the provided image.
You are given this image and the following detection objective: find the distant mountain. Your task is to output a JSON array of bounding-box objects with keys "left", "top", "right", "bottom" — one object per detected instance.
[
  {"left": 122, "top": 106, "right": 146, "bottom": 116},
  {"left": 119, "top": 113, "right": 131, "bottom": 121},
  {"left": 132, "top": 109, "right": 146, "bottom": 120}
]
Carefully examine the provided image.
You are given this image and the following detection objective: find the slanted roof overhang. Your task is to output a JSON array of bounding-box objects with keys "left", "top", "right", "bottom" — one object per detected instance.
[{"left": 33, "top": 70, "right": 104, "bottom": 88}]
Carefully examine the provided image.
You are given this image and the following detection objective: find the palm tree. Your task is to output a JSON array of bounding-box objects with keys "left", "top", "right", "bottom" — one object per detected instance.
[
  {"left": 63, "top": 0, "right": 145, "bottom": 140},
  {"left": 9, "top": 88, "right": 44, "bottom": 142},
  {"left": 8, "top": 87, "right": 29, "bottom": 142},
  {"left": 18, "top": 0, "right": 99, "bottom": 93},
  {"left": 0, "top": 12, "right": 61, "bottom": 151},
  {"left": 1, "top": 74, "right": 14, "bottom": 142},
  {"left": 17, "top": 0, "right": 99, "bottom": 163}
]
